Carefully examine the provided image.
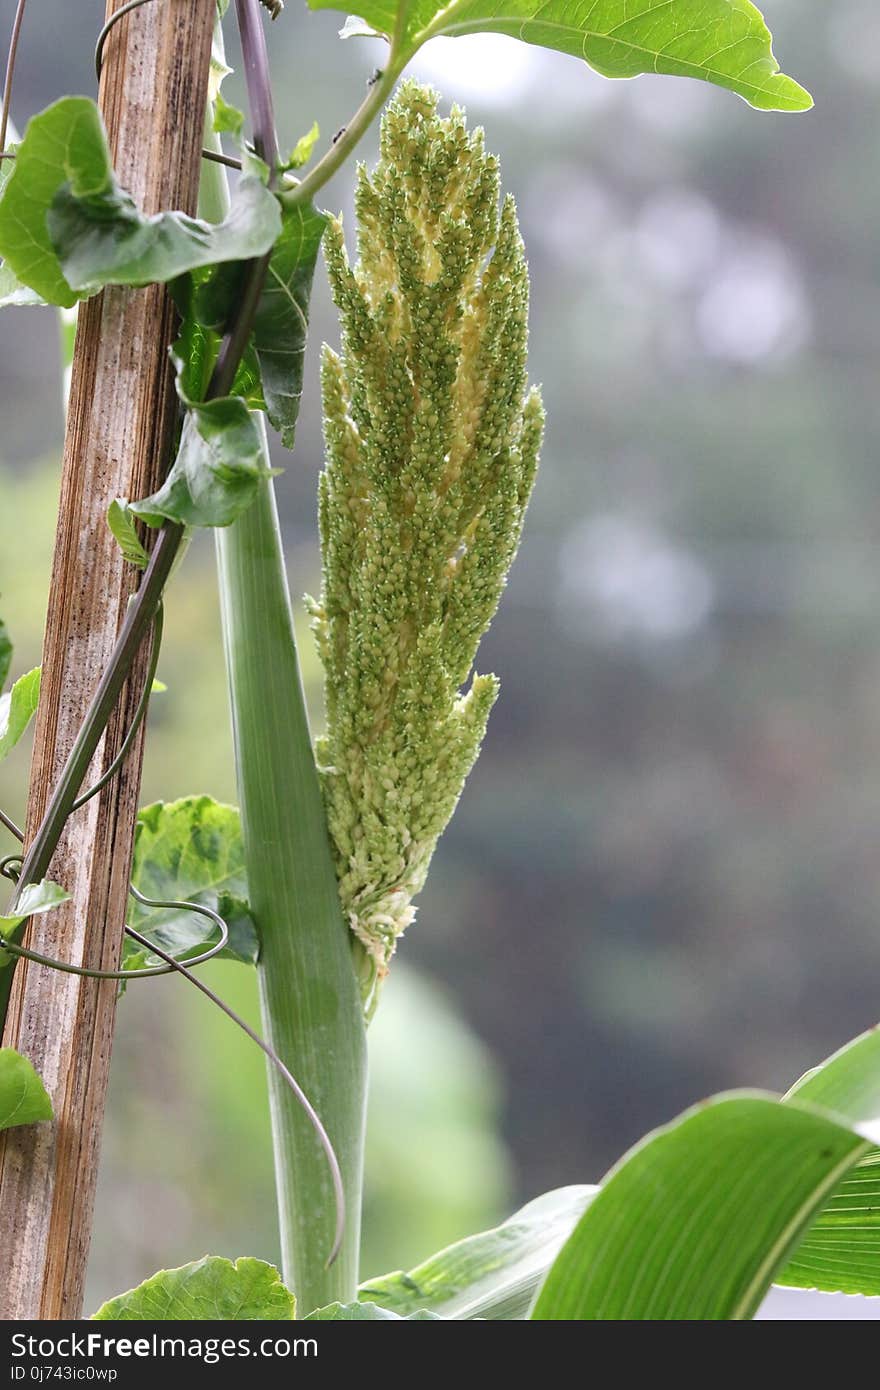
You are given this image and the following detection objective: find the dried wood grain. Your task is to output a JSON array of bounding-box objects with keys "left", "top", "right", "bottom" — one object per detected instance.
[{"left": 0, "top": 0, "right": 216, "bottom": 1320}]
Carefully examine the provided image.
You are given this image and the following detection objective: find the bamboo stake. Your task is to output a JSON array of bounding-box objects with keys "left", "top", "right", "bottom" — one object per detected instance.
[{"left": 0, "top": 0, "right": 215, "bottom": 1320}]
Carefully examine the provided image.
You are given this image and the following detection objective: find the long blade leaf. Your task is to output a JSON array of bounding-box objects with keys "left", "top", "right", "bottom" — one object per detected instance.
[{"left": 360, "top": 1185, "right": 596, "bottom": 1319}]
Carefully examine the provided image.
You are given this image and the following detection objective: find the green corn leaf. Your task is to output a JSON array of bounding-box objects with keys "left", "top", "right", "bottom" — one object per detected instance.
[
  {"left": 531, "top": 1099, "right": 874, "bottom": 1319},
  {"left": 92, "top": 1257, "right": 294, "bottom": 1320},
  {"left": 217, "top": 472, "right": 368, "bottom": 1309},
  {"left": 107, "top": 500, "right": 149, "bottom": 570},
  {"left": 0, "top": 666, "right": 40, "bottom": 762},
  {"left": 776, "top": 1029, "right": 880, "bottom": 1297},
  {"left": 0, "top": 1048, "right": 52, "bottom": 1130},
  {"left": 532, "top": 1023, "right": 880, "bottom": 1319},
  {"left": 253, "top": 200, "right": 327, "bottom": 448},
  {"left": 210, "top": 11, "right": 233, "bottom": 99},
  {"left": 775, "top": 1151, "right": 880, "bottom": 1298},
  {"left": 305, "top": 1301, "right": 442, "bottom": 1319},
  {"left": 314, "top": 0, "right": 811, "bottom": 113},
  {"left": 124, "top": 797, "right": 259, "bottom": 972},
  {"left": 0, "top": 617, "right": 11, "bottom": 690},
  {"left": 360, "top": 1185, "right": 596, "bottom": 1319},
  {"left": 784, "top": 1025, "right": 880, "bottom": 1121},
  {"left": 0, "top": 98, "right": 281, "bottom": 307}
]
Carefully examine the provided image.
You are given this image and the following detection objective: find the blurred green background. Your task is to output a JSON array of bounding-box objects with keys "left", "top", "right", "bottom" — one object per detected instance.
[{"left": 2, "top": 0, "right": 880, "bottom": 1317}]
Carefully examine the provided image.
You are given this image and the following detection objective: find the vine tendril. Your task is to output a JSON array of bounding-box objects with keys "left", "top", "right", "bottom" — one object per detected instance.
[
  {"left": 70, "top": 605, "right": 163, "bottom": 813},
  {"left": 94, "top": 0, "right": 243, "bottom": 170},
  {"left": 0, "top": 0, "right": 27, "bottom": 155}
]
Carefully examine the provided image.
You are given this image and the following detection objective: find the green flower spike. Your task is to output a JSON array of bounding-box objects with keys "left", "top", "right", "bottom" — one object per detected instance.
[{"left": 310, "top": 82, "right": 544, "bottom": 1015}]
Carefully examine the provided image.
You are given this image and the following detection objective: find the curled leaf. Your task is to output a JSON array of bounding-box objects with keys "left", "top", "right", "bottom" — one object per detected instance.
[
  {"left": 253, "top": 200, "right": 327, "bottom": 448},
  {"left": 129, "top": 399, "right": 272, "bottom": 529},
  {"left": 0, "top": 98, "right": 281, "bottom": 306},
  {"left": 107, "top": 499, "right": 148, "bottom": 570}
]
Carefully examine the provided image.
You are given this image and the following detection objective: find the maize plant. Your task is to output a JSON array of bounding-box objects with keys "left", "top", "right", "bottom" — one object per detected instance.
[{"left": 1, "top": 0, "right": 874, "bottom": 1341}]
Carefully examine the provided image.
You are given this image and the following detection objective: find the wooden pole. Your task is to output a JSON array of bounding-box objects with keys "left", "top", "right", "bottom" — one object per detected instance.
[{"left": 0, "top": 0, "right": 215, "bottom": 1320}]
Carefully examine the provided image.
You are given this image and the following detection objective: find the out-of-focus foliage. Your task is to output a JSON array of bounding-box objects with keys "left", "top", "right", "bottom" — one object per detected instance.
[{"left": 2, "top": 0, "right": 880, "bottom": 1318}]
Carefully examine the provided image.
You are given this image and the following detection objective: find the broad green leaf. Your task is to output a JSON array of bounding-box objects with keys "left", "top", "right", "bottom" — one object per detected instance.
[
  {"left": 0, "top": 616, "right": 11, "bottom": 689},
  {"left": 305, "top": 1301, "right": 442, "bottom": 1319},
  {"left": 315, "top": 0, "right": 811, "bottom": 113},
  {"left": 777, "top": 1028, "right": 880, "bottom": 1298},
  {"left": 0, "top": 98, "right": 280, "bottom": 307},
  {"left": 0, "top": 99, "right": 113, "bottom": 307},
  {"left": 531, "top": 1092, "right": 870, "bottom": 1320},
  {"left": 253, "top": 200, "right": 327, "bottom": 448},
  {"left": 0, "top": 666, "right": 40, "bottom": 761},
  {"left": 360, "top": 1185, "right": 596, "bottom": 1319},
  {"left": 0, "top": 1048, "right": 52, "bottom": 1130},
  {"left": 128, "top": 291, "right": 271, "bottom": 531},
  {"left": 129, "top": 398, "right": 272, "bottom": 529},
  {"left": 125, "top": 797, "right": 259, "bottom": 972},
  {"left": 107, "top": 499, "right": 148, "bottom": 570},
  {"left": 0, "top": 879, "right": 71, "bottom": 969},
  {"left": 0, "top": 134, "right": 46, "bottom": 307},
  {"left": 92, "top": 1256, "right": 294, "bottom": 1320},
  {"left": 52, "top": 173, "right": 280, "bottom": 295}
]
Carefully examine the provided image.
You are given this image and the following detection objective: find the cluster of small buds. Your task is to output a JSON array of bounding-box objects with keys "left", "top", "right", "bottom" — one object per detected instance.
[{"left": 310, "top": 82, "right": 544, "bottom": 1013}]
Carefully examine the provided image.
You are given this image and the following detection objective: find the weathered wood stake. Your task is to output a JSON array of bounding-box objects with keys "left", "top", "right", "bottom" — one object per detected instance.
[{"left": 0, "top": 0, "right": 215, "bottom": 1320}]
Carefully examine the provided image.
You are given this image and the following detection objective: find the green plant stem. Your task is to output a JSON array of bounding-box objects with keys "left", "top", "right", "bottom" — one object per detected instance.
[
  {"left": 282, "top": 49, "right": 405, "bottom": 210},
  {"left": 216, "top": 477, "right": 367, "bottom": 1311},
  {"left": 202, "top": 35, "right": 366, "bottom": 1310}
]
